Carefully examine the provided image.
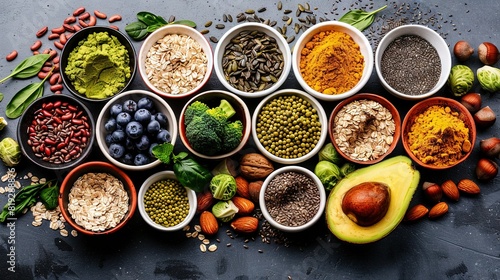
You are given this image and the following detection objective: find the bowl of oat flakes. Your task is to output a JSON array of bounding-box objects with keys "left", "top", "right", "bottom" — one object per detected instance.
[
  {"left": 329, "top": 93, "right": 401, "bottom": 165},
  {"left": 58, "top": 161, "right": 137, "bottom": 235},
  {"left": 138, "top": 24, "right": 213, "bottom": 98}
]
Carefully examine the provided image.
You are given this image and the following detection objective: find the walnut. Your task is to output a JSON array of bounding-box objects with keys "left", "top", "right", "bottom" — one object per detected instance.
[{"left": 239, "top": 153, "right": 274, "bottom": 180}]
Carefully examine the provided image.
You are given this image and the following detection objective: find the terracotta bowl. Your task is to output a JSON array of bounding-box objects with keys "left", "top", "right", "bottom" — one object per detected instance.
[
  {"left": 402, "top": 97, "right": 476, "bottom": 169},
  {"left": 329, "top": 93, "right": 401, "bottom": 165}
]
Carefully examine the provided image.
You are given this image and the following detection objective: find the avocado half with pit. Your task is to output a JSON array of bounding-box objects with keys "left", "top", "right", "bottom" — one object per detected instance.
[{"left": 325, "top": 156, "right": 420, "bottom": 244}]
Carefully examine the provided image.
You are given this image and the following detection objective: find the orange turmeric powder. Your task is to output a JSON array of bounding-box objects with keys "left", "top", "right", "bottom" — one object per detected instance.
[{"left": 299, "top": 30, "right": 364, "bottom": 94}]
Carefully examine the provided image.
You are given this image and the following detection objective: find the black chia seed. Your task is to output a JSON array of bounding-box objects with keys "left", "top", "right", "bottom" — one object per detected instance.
[{"left": 380, "top": 35, "right": 441, "bottom": 95}]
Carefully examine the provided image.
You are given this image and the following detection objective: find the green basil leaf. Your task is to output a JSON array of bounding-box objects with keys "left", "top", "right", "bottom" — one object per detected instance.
[
  {"left": 137, "top": 11, "right": 163, "bottom": 26},
  {"left": 0, "top": 54, "right": 50, "bottom": 83},
  {"left": 171, "top": 20, "right": 197, "bottom": 28},
  {"left": 125, "top": 21, "right": 149, "bottom": 41},
  {"left": 39, "top": 184, "right": 59, "bottom": 210},
  {"left": 339, "top": 5, "right": 386, "bottom": 31},
  {"left": 173, "top": 158, "right": 213, "bottom": 192},
  {"left": 5, "top": 81, "right": 45, "bottom": 119}
]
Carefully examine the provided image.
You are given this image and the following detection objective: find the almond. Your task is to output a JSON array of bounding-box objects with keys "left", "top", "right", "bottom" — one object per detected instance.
[
  {"left": 231, "top": 196, "right": 255, "bottom": 215},
  {"left": 248, "top": 180, "right": 263, "bottom": 203},
  {"left": 230, "top": 216, "right": 259, "bottom": 233},
  {"left": 441, "top": 180, "right": 460, "bottom": 201},
  {"left": 403, "top": 204, "right": 429, "bottom": 222},
  {"left": 428, "top": 201, "right": 449, "bottom": 219},
  {"left": 235, "top": 176, "right": 251, "bottom": 199},
  {"left": 457, "top": 179, "right": 481, "bottom": 195},
  {"left": 199, "top": 211, "right": 219, "bottom": 235},
  {"left": 196, "top": 191, "right": 215, "bottom": 213}
]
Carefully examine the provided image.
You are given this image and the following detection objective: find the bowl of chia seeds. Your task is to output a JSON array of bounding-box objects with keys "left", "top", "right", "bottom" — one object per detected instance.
[
  {"left": 375, "top": 24, "right": 452, "bottom": 100},
  {"left": 214, "top": 22, "right": 292, "bottom": 98},
  {"left": 259, "top": 166, "right": 326, "bottom": 232}
]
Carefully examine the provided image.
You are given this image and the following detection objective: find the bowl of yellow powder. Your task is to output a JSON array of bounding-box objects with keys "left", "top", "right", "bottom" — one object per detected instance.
[
  {"left": 60, "top": 26, "right": 137, "bottom": 102},
  {"left": 291, "top": 21, "right": 373, "bottom": 101},
  {"left": 402, "top": 97, "right": 476, "bottom": 169}
]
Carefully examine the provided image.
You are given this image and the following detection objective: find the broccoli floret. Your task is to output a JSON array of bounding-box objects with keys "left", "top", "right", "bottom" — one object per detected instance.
[
  {"left": 184, "top": 101, "right": 210, "bottom": 126},
  {"left": 217, "top": 99, "right": 236, "bottom": 119},
  {"left": 222, "top": 120, "right": 243, "bottom": 152}
]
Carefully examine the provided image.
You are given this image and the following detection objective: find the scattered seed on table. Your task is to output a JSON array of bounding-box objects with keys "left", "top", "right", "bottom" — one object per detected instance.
[
  {"left": 258, "top": 7, "right": 266, "bottom": 13},
  {"left": 245, "top": 9, "right": 255, "bottom": 14},
  {"left": 227, "top": 14, "right": 233, "bottom": 22},
  {"left": 277, "top": 1, "right": 282, "bottom": 10},
  {"left": 204, "top": 21, "right": 212, "bottom": 27},
  {"left": 210, "top": 36, "right": 218, "bottom": 43},
  {"left": 215, "top": 24, "right": 225, "bottom": 29}
]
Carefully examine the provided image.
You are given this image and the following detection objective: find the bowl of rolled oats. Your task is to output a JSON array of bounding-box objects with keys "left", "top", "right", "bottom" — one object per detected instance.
[
  {"left": 329, "top": 93, "right": 401, "bottom": 165},
  {"left": 58, "top": 161, "right": 137, "bottom": 235},
  {"left": 138, "top": 24, "right": 213, "bottom": 98}
]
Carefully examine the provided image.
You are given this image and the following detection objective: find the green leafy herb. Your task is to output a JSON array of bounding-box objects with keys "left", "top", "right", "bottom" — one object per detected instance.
[
  {"left": 39, "top": 183, "right": 59, "bottom": 210},
  {"left": 0, "top": 54, "right": 50, "bottom": 84},
  {"left": 125, "top": 11, "right": 196, "bottom": 41},
  {"left": 152, "top": 143, "right": 213, "bottom": 192},
  {"left": 339, "top": 5, "right": 387, "bottom": 31},
  {"left": 5, "top": 67, "right": 52, "bottom": 119}
]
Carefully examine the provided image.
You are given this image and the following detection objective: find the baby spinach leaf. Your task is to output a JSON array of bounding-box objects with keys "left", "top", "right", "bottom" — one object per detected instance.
[
  {"left": 137, "top": 11, "right": 165, "bottom": 26},
  {"left": 126, "top": 11, "right": 197, "bottom": 41},
  {"left": 39, "top": 184, "right": 59, "bottom": 210},
  {"left": 125, "top": 21, "right": 149, "bottom": 41},
  {"left": 339, "top": 5, "right": 387, "bottom": 31},
  {"left": 5, "top": 80, "right": 45, "bottom": 119},
  {"left": 0, "top": 54, "right": 50, "bottom": 83},
  {"left": 172, "top": 20, "right": 197, "bottom": 28}
]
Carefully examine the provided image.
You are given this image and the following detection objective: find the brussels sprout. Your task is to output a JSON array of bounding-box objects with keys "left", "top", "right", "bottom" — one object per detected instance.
[
  {"left": 477, "top": 65, "right": 500, "bottom": 93},
  {"left": 0, "top": 137, "right": 21, "bottom": 167},
  {"left": 0, "top": 117, "right": 7, "bottom": 131},
  {"left": 340, "top": 162, "right": 356, "bottom": 177},
  {"left": 314, "top": 160, "right": 342, "bottom": 191},
  {"left": 209, "top": 174, "right": 237, "bottom": 200},
  {"left": 318, "top": 142, "right": 343, "bottom": 165},
  {"left": 212, "top": 200, "right": 239, "bottom": 222},
  {"left": 448, "top": 64, "right": 474, "bottom": 96}
]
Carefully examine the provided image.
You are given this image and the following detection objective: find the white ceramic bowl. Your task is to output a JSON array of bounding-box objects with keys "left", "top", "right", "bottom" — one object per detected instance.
[
  {"left": 252, "top": 89, "right": 328, "bottom": 164},
  {"left": 375, "top": 24, "right": 452, "bottom": 100},
  {"left": 291, "top": 21, "right": 373, "bottom": 101},
  {"left": 259, "top": 166, "right": 326, "bottom": 232},
  {"left": 138, "top": 171, "right": 197, "bottom": 232},
  {"left": 179, "top": 90, "right": 251, "bottom": 160},
  {"left": 138, "top": 24, "right": 213, "bottom": 98},
  {"left": 214, "top": 22, "right": 292, "bottom": 98},
  {"left": 96, "top": 89, "right": 178, "bottom": 171}
]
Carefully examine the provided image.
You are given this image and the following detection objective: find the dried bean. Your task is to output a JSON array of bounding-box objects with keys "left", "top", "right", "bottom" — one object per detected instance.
[
  {"left": 79, "top": 12, "right": 90, "bottom": 21},
  {"left": 73, "top": 7, "right": 85, "bottom": 16},
  {"left": 63, "top": 23, "right": 75, "bottom": 33},
  {"left": 73, "top": 24, "right": 82, "bottom": 32},
  {"left": 48, "top": 33, "right": 60, "bottom": 40},
  {"left": 59, "top": 34, "right": 67, "bottom": 45},
  {"left": 6, "top": 50, "right": 18, "bottom": 61},
  {"left": 51, "top": 26, "right": 65, "bottom": 34},
  {"left": 79, "top": 19, "right": 88, "bottom": 28},
  {"left": 50, "top": 84, "right": 63, "bottom": 92},
  {"left": 88, "top": 15, "right": 97, "bottom": 26},
  {"left": 54, "top": 41, "right": 64, "bottom": 50},
  {"left": 30, "top": 40, "right": 42, "bottom": 51},
  {"left": 94, "top": 10, "right": 107, "bottom": 19},
  {"left": 36, "top": 26, "right": 48, "bottom": 38},
  {"left": 108, "top": 14, "right": 122, "bottom": 23},
  {"left": 64, "top": 16, "right": 77, "bottom": 24},
  {"left": 109, "top": 25, "right": 119, "bottom": 31}
]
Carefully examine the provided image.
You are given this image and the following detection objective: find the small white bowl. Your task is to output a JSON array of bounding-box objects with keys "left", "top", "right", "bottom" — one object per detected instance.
[
  {"left": 138, "top": 171, "right": 197, "bottom": 232},
  {"left": 291, "top": 21, "right": 373, "bottom": 101},
  {"left": 375, "top": 24, "right": 452, "bottom": 100},
  {"left": 259, "top": 166, "right": 326, "bottom": 232},
  {"left": 214, "top": 22, "right": 292, "bottom": 98},
  {"left": 138, "top": 24, "right": 213, "bottom": 99},
  {"left": 96, "top": 90, "right": 178, "bottom": 171},
  {"left": 252, "top": 89, "right": 328, "bottom": 164}
]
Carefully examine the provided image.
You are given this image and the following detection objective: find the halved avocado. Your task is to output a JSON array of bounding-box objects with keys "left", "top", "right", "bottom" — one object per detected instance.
[{"left": 325, "top": 156, "right": 420, "bottom": 244}]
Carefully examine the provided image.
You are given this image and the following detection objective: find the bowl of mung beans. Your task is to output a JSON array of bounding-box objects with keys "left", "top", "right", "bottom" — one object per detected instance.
[
  {"left": 213, "top": 22, "right": 292, "bottom": 98},
  {"left": 138, "top": 171, "right": 197, "bottom": 232},
  {"left": 329, "top": 93, "right": 401, "bottom": 165},
  {"left": 252, "top": 89, "right": 328, "bottom": 164},
  {"left": 259, "top": 166, "right": 326, "bottom": 232},
  {"left": 375, "top": 24, "right": 452, "bottom": 100}
]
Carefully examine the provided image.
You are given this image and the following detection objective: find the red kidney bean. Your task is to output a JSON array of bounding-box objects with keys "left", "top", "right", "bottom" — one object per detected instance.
[
  {"left": 78, "top": 20, "right": 88, "bottom": 28},
  {"left": 72, "top": 24, "right": 81, "bottom": 32},
  {"left": 59, "top": 34, "right": 67, "bottom": 45},
  {"left": 50, "top": 84, "right": 63, "bottom": 92},
  {"left": 33, "top": 51, "right": 40, "bottom": 55},
  {"left": 51, "top": 26, "right": 65, "bottom": 34},
  {"left": 37, "top": 71, "right": 49, "bottom": 79},
  {"left": 49, "top": 50, "right": 57, "bottom": 60},
  {"left": 49, "top": 73, "right": 60, "bottom": 85},
  {"left": 108, "top": 14, "right": 122, "bottom": 23},
  {"left": 64, "top": 16, "right": 76, "bottom": 24},
  {"left": 48, "top": 33, "right": 60, "bottom": 40},
  {"left": 30, "top": 40, "right": 42, "bottom": 51},
  {"left": 36, "top": 26, "right": 48, "bottom": 38},
  {"left": 79, "top": 11, "right": 90, "bottom": 21},
  {"left": 52, "top": 56, "right": 60, "bottom": 64},
  {"left": 6, "top": 50, "right": 18, "bottom": 61},
  {"left": 54, "top": 41, "right": 64, "bottom": 50},
  {"left": 94, "top": 10, "right": 107, "bottom": 19},
  {"left": 88, "top": 15, "right": 97, "bottom": 26},
  {"left": 63, "top": 23, "right": 75, "bottom": 33},
  {"left": 108, "top": 25, "right": 119, "bottom": 31},
  {"left": 73, "top": 7, "right": 85, "bottom": 16}
]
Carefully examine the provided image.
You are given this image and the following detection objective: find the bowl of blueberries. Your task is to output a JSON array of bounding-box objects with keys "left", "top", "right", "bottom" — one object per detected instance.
[{"left": 96, "top": 89, "right": 178, "bottom": 171}]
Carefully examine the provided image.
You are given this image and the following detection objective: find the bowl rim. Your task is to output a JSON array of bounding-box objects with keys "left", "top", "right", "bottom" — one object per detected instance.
[
  {"left": 96, "top": 89, "right": 178, "bottom": 171},
  {"left": 137, "top": 24, "right": 214, "bottom": 99},
  {"left": 17, "top": 94, "right": 95, "bottom": 171},
  {"left": 259, "top": 165, "right": 326, "bottom": 232},
  {"left": 374, "top": 24, "right": 452, "bottom": 100},
  {"left": 179, "top": 89, "right": 252, "bottom": 160},
  {"left": 401, "top": 96, "right": 476, "bottom": 169},
  {"left": 59, "top": 25, "right": 137, "bottom": 102},
  {"left": 291, "top": 20, "right": 374, "bottom": 101},
  {"left": 251, "top": 88, "right": 328, "bottom": 164},
  {"left": 328, "top": 93, "right": 401, "bottom": 165},
  {"left": 213, "top": 22, "right": 292, "bottom": 98},
  {"left": 137, "top": 170, "right": 197, "bottom": 231},
  {"left": 58, "top": 161, "right": 137, "bottom": 235}
]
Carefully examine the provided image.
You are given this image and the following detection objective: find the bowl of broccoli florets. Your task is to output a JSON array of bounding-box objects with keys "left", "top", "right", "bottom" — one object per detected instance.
[{"left": 179, "top": 90, "right": 251, "bottom": 160}]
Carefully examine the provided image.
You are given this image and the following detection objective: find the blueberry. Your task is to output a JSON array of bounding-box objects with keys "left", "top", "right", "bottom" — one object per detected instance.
[
  {"left": 109, "top": 143, "right": 125, "bottom": 159},
  {"left": 134, "top": 153, "right": 150, "bottom": 166},
  {"left": 104, "top": 118, "right": 117, "bottom": 132},
  {"left": 148, "top": 142, "right": 158, "bottom": 157},
  {"left": 116, "top": 112, "right": 132, "bottom": 127},
  {"left": 105, "top": 133, "right": 114, "bottom": 145},
  {"left": 111, "top": 129, "right": 126, "bottom": 143},
  {"left": 154, "top": 112, "right": 168, "bottom": 127},
  {"left": 157, "top": 129, "right": 171, "bottom": 143},
  {"left": 123, "top": 99, "right": 138, "bottom": 113},
  {"left": 110, "top": 104, "right": 123, "bottom": 117},
  {"left": 147, "top": 120, "right": 161, "bottom": 135},
  {"left": 121, "top": 153, "right": 134, "bottom": 165},
  {"left": 137, "top": 97, "right": 154, "bottom": 111},
  {"left": 125, "top": 137, "right": 136, "bottom": 151},
  {"left": 135, "top": 135, "right": 150, "bottom": 151},
  {"left": 125, "top": 121, "right": 143, "bottom": 139},
  {"left": 134, "top": 108, "right": 152, "bottom": 124}
]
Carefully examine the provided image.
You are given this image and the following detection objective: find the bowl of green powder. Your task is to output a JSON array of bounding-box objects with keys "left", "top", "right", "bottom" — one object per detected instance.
[{"left": 60, "top": 26, "right": 137, "bottom": 102}]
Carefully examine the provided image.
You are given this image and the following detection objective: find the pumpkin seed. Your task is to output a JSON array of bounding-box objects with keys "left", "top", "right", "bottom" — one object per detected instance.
[
  {"left": 204, "top": 21, "right": 213, "bottom": 27},
  {"left": 277, "top": 1, "right": 282, "bottom": 10},
  {"left": 227, "top": 14, "right": 233, "bottom": 22},
  {"left": 200, "top": 29, "right": 209, "bottom": 34},
  {"left": 223, "top": 14, "right": 228, "bottom": 22},
  {"left": 284, "top": 9, "right": 292, "bottom": 14},
  {"left": 258, "top": 7, "right": 266, "bottom": 13},
  {"left": 168, "top": 15, "right": 175, "bottom": 23},
  {"left": 245, "top": 9, "right": 255, "bottom": 14},
  {"left": 210, "top": 36, "right": 218, "bottom": 43},
  {"left": 215, "top": 24, "right": 225, "bottom": 29},
  {"left": 298, "top": 4, "right": 305, "bottom": 11}
]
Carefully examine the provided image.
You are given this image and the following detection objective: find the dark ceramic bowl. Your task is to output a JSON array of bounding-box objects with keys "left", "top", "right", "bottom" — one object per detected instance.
[
  {"left": 60, "top": 26, "right": 137, "bottom": 102},
  {"left": 17, "top": 94, "right": 95, "bottom": 171}
]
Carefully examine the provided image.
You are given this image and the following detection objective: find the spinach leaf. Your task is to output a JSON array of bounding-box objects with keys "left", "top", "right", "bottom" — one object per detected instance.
[
  {"left": 125, "top": 21, "right": 149, "bottom": 41},
  {"left": 39, "top": 184, "right": 59, "bottom": 210},
  {"left": 173, "top": 157, "right": 212, "bottom": 193},
  {"left": 126, "top": 11, "right": 196, "bottom": 41},
  {"left": 339, "top": 5, "right": 387, "bottom": 31},
  {"left": 172, "top": 20, "right": 197, "bottom": 28},
  {"left": 0, "top": 54, "right": 50, "bottom": 83},
  {"left": 137, "top": 11, "right": 164, "bottom": 26}
]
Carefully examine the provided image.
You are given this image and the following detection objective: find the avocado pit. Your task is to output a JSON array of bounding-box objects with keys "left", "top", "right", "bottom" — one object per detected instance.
[{"left": 341, "top": 182, "right": 390, "bottom": 226}]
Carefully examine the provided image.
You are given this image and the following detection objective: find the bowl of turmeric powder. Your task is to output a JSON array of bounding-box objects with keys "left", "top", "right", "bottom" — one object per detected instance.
[
  {"left": 291, "top": 21, "right": 373, "bottom": 101},
  {"left": 402, "top": 97, "right": 476, "bottom": 169}
]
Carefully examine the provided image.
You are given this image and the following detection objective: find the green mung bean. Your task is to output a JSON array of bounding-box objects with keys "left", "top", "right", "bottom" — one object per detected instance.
[{"left": 144, "top": 179, "right": 190, "bottom": 228}]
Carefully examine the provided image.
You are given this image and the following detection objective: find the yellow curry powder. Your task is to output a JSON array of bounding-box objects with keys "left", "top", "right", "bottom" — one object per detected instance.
[
  {"left": 408, "top": 105, "right": 471, "bottom": 167},
  {"left": 299, "top": 30, "right": 364, "bottom": 95}
]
